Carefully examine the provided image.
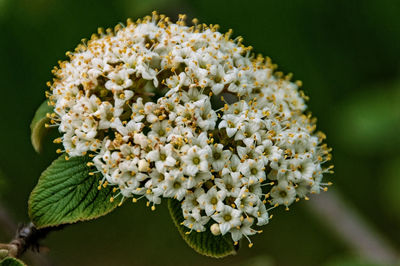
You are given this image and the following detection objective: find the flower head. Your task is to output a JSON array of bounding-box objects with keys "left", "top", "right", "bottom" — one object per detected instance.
[{"left": 46, "top": 12, "right": 333, "bottom": 245}]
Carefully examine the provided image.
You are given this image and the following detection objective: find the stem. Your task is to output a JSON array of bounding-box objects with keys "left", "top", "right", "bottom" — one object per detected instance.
[
  {"left": 8, "top": 222, "right": 52, "bottom": 258},
  {"left": 307, "top": 190, "right": 399, "bottom": 264},
  {"left": 0, "top": 202, "right": 53, "bottom": 265}
]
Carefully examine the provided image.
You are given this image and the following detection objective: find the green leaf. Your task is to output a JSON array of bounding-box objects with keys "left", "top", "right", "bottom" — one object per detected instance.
[
  {"left": 29, "top": 155, "right": 119, "bottom": 228},
  {"left": 167, "top": 199, "right": 237, "bottom": 258},
  {"left": 0, "top": 257, "right": 26, "bottom": 266},
  {"left": 30, "top": 100, "right": 54, "bottom": 153}
]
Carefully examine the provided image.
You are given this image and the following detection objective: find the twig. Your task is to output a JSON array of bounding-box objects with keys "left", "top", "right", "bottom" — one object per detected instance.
[
  {"left": 0, "top": 202, "right": 53, "bottom": 265},
  {"left": 7, "top": 222, "right": 52, "bottom": 257},
  {"left": 307, "top": 190, "right": 399, "bottom": 264}
]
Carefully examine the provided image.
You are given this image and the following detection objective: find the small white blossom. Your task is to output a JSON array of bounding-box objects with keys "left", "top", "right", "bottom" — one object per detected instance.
[
  {"left": 212, "top": 205, "right": 242, "bottom": 235},
  {"left": 197, "top": 187, "right": 226, "bottom": 216},
  {"left": 182, "top": 146, "right": 210, "bottom": 176},
  {"left": 183, "top": 208, "right": 210, "bottom": 232},
  {"left": 270, "top": 181, "right": 297, "bottom": 207},
  {"left": 230, "top": 217, "right": 257, "bottom": 243}
]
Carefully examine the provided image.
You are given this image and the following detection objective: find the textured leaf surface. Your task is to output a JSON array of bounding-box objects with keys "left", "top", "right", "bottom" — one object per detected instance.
[
  {"left": 168, "top": 199, "right": 237, "bottom": 258},
  {"left": 29, "top": 155, "right": 119, "bottom": 228},
  {"left": 0, "top": 257, "right": 26, "bottom": 266},
  {"left": 30, "top": 100, "right": 54, "bottom": 153}
]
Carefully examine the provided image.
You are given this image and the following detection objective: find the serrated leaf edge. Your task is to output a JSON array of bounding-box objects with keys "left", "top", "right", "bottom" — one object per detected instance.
[
  {"left": 167, "top": 199, "right": 236, "bottom": 258},
  {"left": 28, "top": 155, "right": 120, "bottom": 229}
]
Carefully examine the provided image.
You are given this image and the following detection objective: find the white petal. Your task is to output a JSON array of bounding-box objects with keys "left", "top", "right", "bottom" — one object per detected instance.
[
  {"left": 185, "top": 165, "right": 198, "bottom": 176},
  {"left": 219, "top": 223, "right": 231, "bottom": 235},
  {"left": 231, "top": 230, "right": 242, "bottom": 242},
  {"left": 226, "top": 127, "right": 237, "bottom": 137}
]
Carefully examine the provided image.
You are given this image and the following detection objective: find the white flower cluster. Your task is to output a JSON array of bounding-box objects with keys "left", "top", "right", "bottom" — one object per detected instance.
[{"left": 47, "top": 12, "right": 332, "bottom": 246}]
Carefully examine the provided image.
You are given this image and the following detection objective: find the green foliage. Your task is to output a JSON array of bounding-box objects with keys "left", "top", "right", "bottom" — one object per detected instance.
[
  {"left": 30, "top": 100, "right": 54, "bottom": 153},
  {"left": 29, "top": 155, "right": 120, "bottom": 229},
  {"left": 168, "top": 199, "right": 237, "bottom": 258},
  {"left": 0, "top": 257, "right": 26, "bottom": 266}
]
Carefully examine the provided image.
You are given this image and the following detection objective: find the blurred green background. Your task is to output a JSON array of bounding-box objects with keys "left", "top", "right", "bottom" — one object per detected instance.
[{"left": 0, "top": 0, "right": 399, "bottom": 265}]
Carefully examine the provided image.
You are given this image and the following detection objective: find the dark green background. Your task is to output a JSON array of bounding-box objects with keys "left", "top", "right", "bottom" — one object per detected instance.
[{"left": 0, "top": 0, "right": 399, "bottom": 265}]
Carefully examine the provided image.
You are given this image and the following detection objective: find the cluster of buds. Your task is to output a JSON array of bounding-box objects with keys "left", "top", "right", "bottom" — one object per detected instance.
[{"left": 46, "top": 12, "right": 332, "bottom": 246}]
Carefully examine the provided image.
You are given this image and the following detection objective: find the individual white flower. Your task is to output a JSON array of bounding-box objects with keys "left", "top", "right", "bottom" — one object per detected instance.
[
  {"left": 236, "top": 144, "right": 264, "bottom": 161},
  {"left": 194, "top": 99, "right": 217, "bottom": 131},
  {"left": 218, "top": 114, "right": 243, "bottom": 138},
  {"left": 96, "top": 102, "right": 115, "bottom": 129},
  {"left": 209, "top": 144, "right": 231, "bottom": 171},
  {"left": 191, "top": 132, "right": 209, "bottom": 148},
  {"left": 180, "top": 87, "right": 208, "bottom": 105},
  {"left": 234, "top": 121, "right": 261, "bottom": 144},
  {"left": 186, "top": 171, "right": 212, "bottom": 189},
  {"left": 148, "top": 169, "right": 165, "bottom": 186},
  {"left": 270, "top": 180, "right": 297, "bottom": 207},
  {"left": 163, "top": 171, "right": 188, "bottom": 201},
  {"left": 262, "top": 139, "right": 283, "bottom": 163},
  {"left": 146, "top": 144, "right": 176, "bottom": 173},
  {"left": 158, "top": 95, "right": 179, "bottom": 121},
  {"left": 144, "top": 181, "right": 163, "bottom": 206},
  {"left": 221, "top": 154, "right": 241, "bottom": 182},
  {"left": 294, "top": 179, "right": 312, "bottom": 199},
  {"left": 234, "top": 187, "right": 259, "bottom": 213},
  {"left": 225, "top": 100, "right": 249, "bottom": 116},
  {"left": 181, "top": 146, "right": 210, "bottom": 176},
  {"left": 113, "top": 90, "right": 134, "bottom": 117},
  {"left": 211, "top": 205, "right": 242, "bottom": 235},
  {"left": 148, "top": 120, "right": 171, "bottom": 142},
  {"left": 111, "top": 117, "right": 142, "bottom": 136},
  {"left": 131, "top": 98, "right": 146, "bottom": 122},
  {"left": 230, "top": 217, "right": 257, "bottom": 243},
  {"left": 289, "top": 157, "right": 316, "bottom": 181},
  {"left": 105, "top": 68, "right": 134, "bottom": 91},
  {"left": 182, "top": 188, "right": 205, "bottom": 213},
  {"left": 239, "top": 159, "right": 266, "bottom": 183},
  {"left": 144, "top": 102, "right": 160, "bottom": 123},
  {"left": 197, "top": 187, "right": 226, "bottom": 216},
  {"left": 62, "top": 133, "right": 89, "bottom": 156},
  {"left": 183, "top": 208, "right": 210, "bottom": 233},
  {"left": 215, "top": 174, "right": 241, "bottom": 197}
]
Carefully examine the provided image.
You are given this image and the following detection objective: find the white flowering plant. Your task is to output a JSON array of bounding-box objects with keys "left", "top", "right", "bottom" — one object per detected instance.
[{"left": 25, "top": 12, "right": 333, "bottom": 259}]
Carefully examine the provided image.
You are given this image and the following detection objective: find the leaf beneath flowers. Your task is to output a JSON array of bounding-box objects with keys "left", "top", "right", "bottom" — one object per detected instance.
[
  {"left": 30, "top": 100, "right": 54, "bottom": 153},
  {"left": 0, "top": 257, "right": 26, "bottom": 266},
  {"left": 29, "top": 155, "right": 119, "bottom": 228},
  {"left": 168, "top": 199, "right": 237, "bottom": 258}
]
